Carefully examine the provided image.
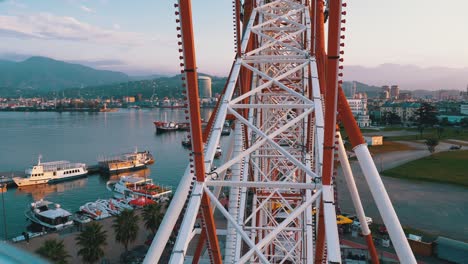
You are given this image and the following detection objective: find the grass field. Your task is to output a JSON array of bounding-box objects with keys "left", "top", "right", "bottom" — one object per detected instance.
[
  {"left": 384, "top": 127, "right": 468, "bottom": 141},
  {"left": 382, "top": 150, "right": 468, "bottom": 187}
]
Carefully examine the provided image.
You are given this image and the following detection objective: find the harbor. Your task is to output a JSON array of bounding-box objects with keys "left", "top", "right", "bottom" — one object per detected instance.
[{"left": 0, "top": 109, "right": 219, "bottom": 240}]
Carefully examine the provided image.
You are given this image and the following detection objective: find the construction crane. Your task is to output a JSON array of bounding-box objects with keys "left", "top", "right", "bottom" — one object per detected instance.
[{"left": 144, "top": 0, "right": 416, "bottom": 263}]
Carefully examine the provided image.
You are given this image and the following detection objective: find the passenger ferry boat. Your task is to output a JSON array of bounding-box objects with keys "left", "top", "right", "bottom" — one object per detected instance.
[
  {"left": 98, "top": 149, "right": 154, "bottom": 173},
  {"left": 25, "top": 199, "right": 74, "bottom": 230},
  {"left": 13, "top": 156, "right": 87, "bottom": 187},
  {"left": 106, "top": 176, "right": 172, "bottom": 200}
]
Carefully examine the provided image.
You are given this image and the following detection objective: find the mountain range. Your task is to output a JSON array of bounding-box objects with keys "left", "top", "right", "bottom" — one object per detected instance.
[
  {"left": 343, "top": 64, "right": 468, "bottom": 91},
  {"left": 0, "top": 56, "right": 130, "bottom": 91},
  {"left": 1, "top": 56, "right": 467, "bottom": 98}
]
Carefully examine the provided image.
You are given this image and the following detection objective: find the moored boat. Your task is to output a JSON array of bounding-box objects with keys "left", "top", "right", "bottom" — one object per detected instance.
[
  {"left": 25, "top": 199, "right": 74, "bottom": 231},
  {"left": 181, "top": 133, "right": 191, "bottom": 148},
  {"left": 79, "top": 201, "right": 111, "bottom": 220},
  {"left": 154, "top": 112, "right": 179, "bottom": 133},
  {"left": 106, "top": 176, "right": 172, "bottom": 200},
  {"left": 95, "top": 199, "right": 121, "bottom": 215},
  {"left": 98, "top": 149, "right": 154, "bottom": 173},
  {"left": 215, "top": 145, "right": 222, "bottom": 159},
  {"left": 13, "top": 156, "right": 87, "bottom": 187}
]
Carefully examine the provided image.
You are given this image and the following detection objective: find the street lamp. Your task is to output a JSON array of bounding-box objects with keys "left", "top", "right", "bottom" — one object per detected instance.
[{"left": 0, "top": 181, "right": 7, "bottom": 241}]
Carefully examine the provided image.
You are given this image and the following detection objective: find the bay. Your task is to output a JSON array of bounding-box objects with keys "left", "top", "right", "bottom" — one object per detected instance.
[{"left": 0, "top": 109, "right": 217, "bottom": 239}]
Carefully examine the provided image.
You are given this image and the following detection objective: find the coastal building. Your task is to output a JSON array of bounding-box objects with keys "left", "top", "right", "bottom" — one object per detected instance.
[
  {"left": 380, "top": 102, "right": 421, "bottom": 123},
  {"left": 398, "top": 92, "right": 412, "bottom": 101},
  {"left": 198, "top": 76, "right": 212, "bottom": 98},
  {"left": 379, "top": 90, "right": 390, "bottom": 100},
  {"left": 347, "top": 98, "right": 370, "bottom": 127},
  {"left": 390, "top": 85, "right": 399, "bottom": 100},
  {"left": 364, "top": 135, "right": 383, "bottom": 146},
  {"left": 123, "top": 96, "right": 135, "bottom": 103},
  {"left": 460, "top": 104, "right": 468, "bottom": 115}
]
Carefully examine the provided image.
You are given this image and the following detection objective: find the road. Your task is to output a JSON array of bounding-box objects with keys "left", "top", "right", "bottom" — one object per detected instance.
[{"left": 336, "top": 140, "right": 468, "bottom": 242}]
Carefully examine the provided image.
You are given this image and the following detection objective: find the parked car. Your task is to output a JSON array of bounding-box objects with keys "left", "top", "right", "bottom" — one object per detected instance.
[
  {"left": 449, "top": 145, "right": 462, "bottom": 150},
  {"left": 352, "top": 217, "right": 373, "bottom": 228}
]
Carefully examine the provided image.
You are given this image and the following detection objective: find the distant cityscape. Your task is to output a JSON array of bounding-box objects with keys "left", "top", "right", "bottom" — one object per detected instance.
[
  {"left": 343, "top": 82, "right": 468, "bottom": 127},
  {"left": 2, "top": 76, "right": 468, "bottom": 128},
  {"left": 0, "top": 76, "right": 220, "bottom": 111}
]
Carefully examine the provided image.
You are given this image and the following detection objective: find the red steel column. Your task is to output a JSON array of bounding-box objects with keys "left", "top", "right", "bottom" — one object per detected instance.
[{"left": 178, "top": 1, "right": 222, "bottom": 263}]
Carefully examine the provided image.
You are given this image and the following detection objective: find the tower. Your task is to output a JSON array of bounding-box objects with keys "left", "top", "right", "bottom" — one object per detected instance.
[{"left": 197, "top": 76, "right": 212, "bottom": 98}]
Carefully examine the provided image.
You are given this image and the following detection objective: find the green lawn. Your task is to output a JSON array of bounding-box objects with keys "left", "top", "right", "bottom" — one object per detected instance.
[
  {"left": 385, "top": 127, "right": 468, "bottom": 141},
  {"left": 382, "top": 150, "right": 468, "bottom": 187}
]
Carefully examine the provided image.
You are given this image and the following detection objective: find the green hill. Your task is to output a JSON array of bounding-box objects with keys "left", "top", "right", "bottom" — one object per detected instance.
[
  {"left": 48, "top": 74, "right": 227, "bottom": 100},
  {"left": 0, "top": 56, "right": 130, "bottom": 92}
]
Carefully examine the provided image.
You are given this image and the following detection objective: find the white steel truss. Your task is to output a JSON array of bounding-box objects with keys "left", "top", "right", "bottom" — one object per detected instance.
[
  {"left": 144, "top": 0, "right": 417, "bottom": 263},
  {"left": 162, "top": 0, "right": 340, "bottom": 263}
]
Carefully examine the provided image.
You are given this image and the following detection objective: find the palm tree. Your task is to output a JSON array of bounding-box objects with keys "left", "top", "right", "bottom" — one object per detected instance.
[
  {"left": 36, "top": 239, "right": 70, "bottom": 264},
  {"left": 142, "top": 203, "right": 163, "bottom": 235},
  {"left": 425, "top": 138, "right": 439, "bottom": 155},
  {"left": 76, "top": 222, "right": 107, "bottom": 264},
  {"left": 113, "top": 209, "right": 139, "bottom": 252}
]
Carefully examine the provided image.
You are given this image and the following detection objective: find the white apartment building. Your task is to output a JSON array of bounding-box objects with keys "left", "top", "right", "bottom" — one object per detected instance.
[
  {"left": 347, "top": 98, "right": 370, "bottom": 127},
  {"left": 461, "top": 104, "right": 468, "bottom": 115}
]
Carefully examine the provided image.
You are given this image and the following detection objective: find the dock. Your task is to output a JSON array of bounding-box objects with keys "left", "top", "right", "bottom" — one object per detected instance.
[{"left": 0, "top": 172, "right": 23, "bottom": 187}]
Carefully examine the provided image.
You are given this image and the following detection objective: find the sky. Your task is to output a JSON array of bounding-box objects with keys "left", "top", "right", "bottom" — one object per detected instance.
[{"left": 0, "top": 0, "right": 467, "bottom": 76}]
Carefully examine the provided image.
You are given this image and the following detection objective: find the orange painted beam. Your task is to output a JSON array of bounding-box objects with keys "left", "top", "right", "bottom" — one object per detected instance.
[
  {"left": 178, "top": 1, "right": 222, "bottom": 263},
  {"left": 337, "top": 86, "right": 366, "bottom": 147},
  {"left": 321, "top": 0, "right": 342, "bottom": 185}
]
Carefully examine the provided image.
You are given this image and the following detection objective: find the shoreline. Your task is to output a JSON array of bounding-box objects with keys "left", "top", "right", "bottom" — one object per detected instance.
[{"left": 11, "top": 208, "right": 160, "bottom": 264}]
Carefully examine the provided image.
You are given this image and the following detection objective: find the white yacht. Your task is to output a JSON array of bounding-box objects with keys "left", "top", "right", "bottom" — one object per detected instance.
[
  {"left": 13, "top": 156, "right": 87, "bottom": 187},
  {"left": 25, "top": 199, "right": 74, "bottom": 230}
]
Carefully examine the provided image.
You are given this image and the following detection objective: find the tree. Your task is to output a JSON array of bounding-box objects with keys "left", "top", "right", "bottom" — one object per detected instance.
[
  {"left": 415, "top": 103, "right": 438, "bottom": 138},
  {"left": 142, "top": 204, "right": 163, "bottom": 235},
  {"left": 76, "top": 222, "right": 107, "bottom": 264},
  {"left": 461, "top": 117, "right": 468, "bottom": 128},
  {"left": 113, "top": 209, "right": 140, "bottom": 252},
  {"left": 425, "top": 138, "right": 439, "bottom": 155},
  {"left": 36, "top": 239, "right": 70, "bottom": 264},
  {"left": 382, "top": 111, "right": 401, "bottom": 125}
]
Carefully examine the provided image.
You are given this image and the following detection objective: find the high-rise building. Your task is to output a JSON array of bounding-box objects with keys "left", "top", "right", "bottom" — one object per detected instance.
[
  {"left": 198, "top": 76, "right": 212, "bottom": 98},
  {"left": 382, "top": 85, "right": 390, "bottom": 93},
  {"left": 390, "top": 85, "right": 400, "bottom": 99}
]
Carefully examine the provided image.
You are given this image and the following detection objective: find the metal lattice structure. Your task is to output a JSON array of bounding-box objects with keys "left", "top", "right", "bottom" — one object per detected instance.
[{"left": 144, "top": 0, "right": 417, "bottom": 263}]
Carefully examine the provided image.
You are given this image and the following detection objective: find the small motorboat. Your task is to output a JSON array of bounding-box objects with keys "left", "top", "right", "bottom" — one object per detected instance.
[
  {"left": 109, "top": 198, "right": 134, "bottom": 211},
  {"left": 96, "top": 199, "right": 121, "bottom": 216},
  {"left": 79, "top": 202, "right": 111, "bottom": 220},
  {"left": 181, "top": 134, "right": 191, "bottom": 148},
  {"left": 214, "top": 145, "right": 222, "bottom": 159},
  {"left": 73, "top": 211, "right": 92, "bottom": 224}
]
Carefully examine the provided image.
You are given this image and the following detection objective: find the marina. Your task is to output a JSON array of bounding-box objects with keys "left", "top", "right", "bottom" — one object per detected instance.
[{"left": 0, "top": 109, "right": 217, "bottom": 240}]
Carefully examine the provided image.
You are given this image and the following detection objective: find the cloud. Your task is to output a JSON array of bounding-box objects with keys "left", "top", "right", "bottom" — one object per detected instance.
[
  {"left": 113, "top": 23, "right": 120, "bottom": 30},
  {"left": 0, "top": 13, "right": 166, "bottom": 46},
  {"left": 80, "top": 5, "right": 95, "bottom": 13}
]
